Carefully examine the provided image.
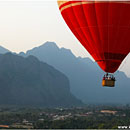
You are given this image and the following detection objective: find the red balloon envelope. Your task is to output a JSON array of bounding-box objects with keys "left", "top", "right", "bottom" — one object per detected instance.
[{"left": 57, "top": 0, "right": 130, "bottom": 73}]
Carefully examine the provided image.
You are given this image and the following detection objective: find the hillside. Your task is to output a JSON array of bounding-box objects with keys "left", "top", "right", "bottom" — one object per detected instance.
[
  {"left": 0, "top": 46, "right": 10, "bottom": 54},
  {"left": 0, "top": 53, "right": 82, "bottom": 107},
  {"left": 22, "top": 41, "right": 130, "bottom": 104}
]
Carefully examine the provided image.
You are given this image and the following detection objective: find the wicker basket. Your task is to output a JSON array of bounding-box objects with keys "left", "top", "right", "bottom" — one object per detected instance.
[{"left": 102, "top": 79, "right": 115, "bottom": 87}]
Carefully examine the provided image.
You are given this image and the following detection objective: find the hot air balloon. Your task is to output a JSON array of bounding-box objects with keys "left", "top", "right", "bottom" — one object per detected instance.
[{"left": 57, "top": 0, "right": 130, "bottom": 87}]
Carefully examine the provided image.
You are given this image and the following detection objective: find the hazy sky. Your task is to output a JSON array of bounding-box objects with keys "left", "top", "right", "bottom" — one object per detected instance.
[
  {"left": 0, "top": 0, "right": 129, "bottom": 76},
  {"left": 0, "top": 0, "right": 91, "bottom": 58}
]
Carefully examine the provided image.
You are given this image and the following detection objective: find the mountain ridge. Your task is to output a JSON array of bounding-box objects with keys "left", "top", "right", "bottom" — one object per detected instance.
[
  {"left": 21, "top": 41, "right": 130, "bottom": 104},
  {"left": 0, "top": 45, "right": 10, "bottom": 54},
  {"left": 0, "top": 52, "right": 83, "bottom": 107},
  {"left": 0, "top": 43, "right": 130, "bottom": 104}
]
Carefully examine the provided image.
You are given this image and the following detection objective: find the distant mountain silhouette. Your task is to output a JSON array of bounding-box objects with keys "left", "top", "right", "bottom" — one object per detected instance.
[
  {"left": 0, "top": 45, "right": 10, "bottom": 54},
  {"left": 21, "top": 41, "right": 130, "bottom": 104},
  {"left": 119, "top": 53, "right": 130, "bottom": 77},
  {"left": 0, "top": 53, "right": 82, "bottom": 107}
]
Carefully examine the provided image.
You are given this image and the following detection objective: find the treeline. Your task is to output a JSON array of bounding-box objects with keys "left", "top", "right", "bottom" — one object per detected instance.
[
  {"left": 34, "top": 115, "right": 130, "bottom": 129},
  {"left": 0, "top": 106, "right": 130, "bottom": 129}
]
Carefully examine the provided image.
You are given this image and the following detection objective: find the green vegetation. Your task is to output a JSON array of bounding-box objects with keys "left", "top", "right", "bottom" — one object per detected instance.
[{"left": 0, "top": 105, "right": 130, "bottom": 129}]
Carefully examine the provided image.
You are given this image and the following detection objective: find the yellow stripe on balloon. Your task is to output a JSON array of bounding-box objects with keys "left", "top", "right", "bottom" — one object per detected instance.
[{"left": 58, "top": 1, "right": 130, "bottom": 12}]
